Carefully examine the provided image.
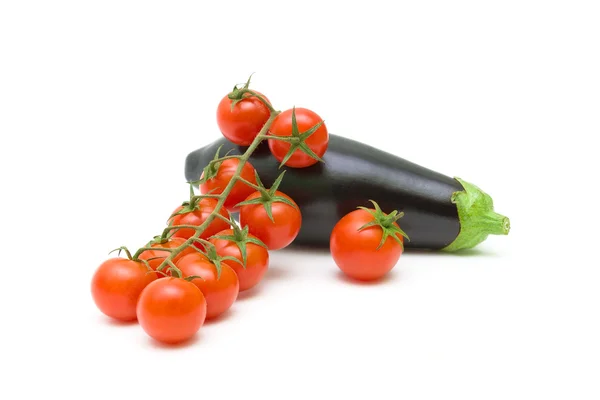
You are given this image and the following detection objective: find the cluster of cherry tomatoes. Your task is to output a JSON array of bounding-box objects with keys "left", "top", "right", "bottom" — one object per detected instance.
[
  {"left": 91, "top": 80, "right": 407, "bottom": 345},
  {"left": 216, "top": 89, "right": 329, "bottom": 168}
]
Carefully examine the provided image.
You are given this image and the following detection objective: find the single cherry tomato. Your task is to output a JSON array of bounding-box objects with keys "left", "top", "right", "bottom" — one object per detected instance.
[
  {"left": 239, "top": 191, "right": 301, "bottom": 250},
  {"left": 330, "top": 204, "right": 407, "bottom": 281},
  {"left": 169, "top": 198, "right": 230, "bottom": 241},
  {"left": 138, "top": 237, "right": 196, "bottom": 272},
  {"left": 200, "top": 159, "right": 258, "bottom": 211},
  {"left": 268, "top": 107, "right": 329, "bottom": 168},
  {"left": 209, "top": 228, "right": 270, "bottom": 291},
  {"left": 91, "top": 257, "right": 157, "bottom": 321},
  {"left": 137, "top": 277, "right": 207, "bottom": 344},
  {"left": 175, "top": 253, "right": 239, "bottom": 319},
  {"left": 217, "top": 91, "right": 270, "bottom": 146}
]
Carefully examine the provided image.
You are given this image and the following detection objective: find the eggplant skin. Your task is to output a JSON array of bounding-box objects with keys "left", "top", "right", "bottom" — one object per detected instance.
[{"left": 185, "top": 134, "right": 464, "bottom": 250}]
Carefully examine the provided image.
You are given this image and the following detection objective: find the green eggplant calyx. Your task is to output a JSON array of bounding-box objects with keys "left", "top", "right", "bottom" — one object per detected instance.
[{"left": 443, "top": 178, "right": 510, "bottom": 252}]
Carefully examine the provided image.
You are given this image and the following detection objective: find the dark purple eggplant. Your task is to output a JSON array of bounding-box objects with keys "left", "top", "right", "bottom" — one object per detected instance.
[{"left": 184, "top": 134, "right": 510, "bottom": 251}]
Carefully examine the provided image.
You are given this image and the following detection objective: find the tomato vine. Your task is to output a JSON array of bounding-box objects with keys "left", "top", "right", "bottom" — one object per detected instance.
[{"left": 129, "top": 77, "right": 290, "bottom": 277}]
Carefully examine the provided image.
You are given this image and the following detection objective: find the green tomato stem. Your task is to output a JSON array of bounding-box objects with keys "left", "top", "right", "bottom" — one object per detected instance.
[
  {"left": 132, "top": 246, "right": 173, "bottom": 261},
  {"left": 193, "top": 193, "right": 221, "bottom": 199},
  {"left": 164, "top": 224, "right": 210, "bottom": 233},
  {"left": 235, "top": 176, "right": 262, "bottom": 191},
  {"left": 209, "top": 155, "right": 242, "bottom": 166},
  {"left": 212, "top": 212, "right": 233, "bottom": 224},
  {"left": 245, "top": 89, "right": 277, "bottom": 114}
]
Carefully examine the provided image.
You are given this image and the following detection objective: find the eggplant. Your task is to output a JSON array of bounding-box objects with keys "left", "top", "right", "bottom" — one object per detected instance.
[{"left": 184, "top": 134, "right": 510, "bottom": 251}]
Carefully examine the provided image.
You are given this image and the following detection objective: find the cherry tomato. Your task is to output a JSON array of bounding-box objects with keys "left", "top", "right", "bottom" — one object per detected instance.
[
  {"left": 200, "top": 159, "right": 258, "bottom": 211},
  {"left": 138, "top": 237, "right": 196, "bottom": 272},
  {"left": 91, "top": 257, "right": 157, "bottom": 321},
  {"left": 169, "top": 198, "right": 230, "bottom": 241},
  {"left": 330, "top": 208, "right": 405, "bottom": 281},
  {"left": 175, "top": 253, "right": 239, "bottom": 319},
  {"left": 217, "top": 91, "right": 270, "bottom": 146},
  {"left": 209, "top": 229, "right": 270, "bottom": 291},
  {"left": 239, "top": 191, "right": 301, "bottom": 250},
  {"left": 268, "top": 107, "right": 329, "bottom": 168},
  {"left": 137, "top": 277, "right": 207, "bottom": 344}
]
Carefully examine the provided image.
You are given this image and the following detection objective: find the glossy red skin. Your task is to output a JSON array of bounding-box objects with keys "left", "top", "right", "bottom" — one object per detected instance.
[
  {"left": 169, "top": 198, "right": 230, "bottom": 241},
  {"left": 268, "top": 108, "right": 329, "bottom": 168},
  {"left": 138, "top": 237, "right": 196, "bottom": 272},
  {"left": 200, "top": 159, "right": 258, "bottom": 211},
  {"left": 217, "top": 92, "right": 271, "bottom": 146},
  {"left": 209, "top": 229, "right": 270, "bottom": 291},
  {"left": 176, "top": 253, "right": 239, "bottom": 319},
  {"left": 91, "top": 258, "right": 157, "bottom": 321},
  {"left": 330, "top": 209, "right": 404, "bottom": 281},
  {"left": 137, "top": 278, "right": 207, "bottom": 344},
  {"left": 239, "top": 191, "right": 302, "bottom": 251}
]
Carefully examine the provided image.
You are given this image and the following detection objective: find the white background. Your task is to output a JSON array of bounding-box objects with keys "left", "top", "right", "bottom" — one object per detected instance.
[{"left": 1, "top": 1, "right": 599, "bottom": 399}]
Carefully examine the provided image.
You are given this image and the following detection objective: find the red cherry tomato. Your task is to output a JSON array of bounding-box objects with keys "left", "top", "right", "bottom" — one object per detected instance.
[
  {"left": 137, "top": 277, "right": 207, "bottom": 344},
  {"left": 169, "top": 198, "right": 230, "bottom": 241},
  {"left": 209, "top": 229, "right": 270, "bottom": 291},
  {"left": 268, "top": 107, "right": 329, "bottom": 168},
  {"left": 239, "top": 191, "right": 302, "bottom": 250},
  {"left": 176, "top": 253, "right": 239, "bottom": 319},
  {"left": 200, "top": 159, "right": 258, "bottom": 211},
  {"left": 217, "top": 91, "right": 270, "bottom": 146},
  {"left": 330, "top": 208, "right": 404, "bottom": 281},
  {"left": 91, "top": 257, "right": 157, "bottom": 321}
]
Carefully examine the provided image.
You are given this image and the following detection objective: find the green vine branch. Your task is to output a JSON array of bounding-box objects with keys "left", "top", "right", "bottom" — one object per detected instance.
[{"left": 131, "top": 91, "right": 281, "bottom": 271}]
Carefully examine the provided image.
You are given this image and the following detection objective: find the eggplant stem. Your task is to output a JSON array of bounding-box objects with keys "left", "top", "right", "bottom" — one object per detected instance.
[{"left": 443, "top": 178, "right": 510, "bottom": 252}]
